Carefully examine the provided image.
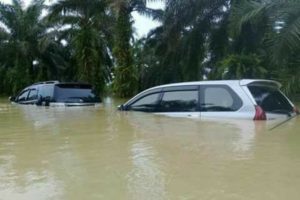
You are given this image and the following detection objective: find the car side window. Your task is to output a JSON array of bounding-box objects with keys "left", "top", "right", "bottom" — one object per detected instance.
[
  {"left": 27, "top": 89, "right": 38, "bottom": 101},
  {"left": 130, "top": 93, "right": 160, "bottom": 112},
  {"left": 160, "top": 90, "right": 198, "bottom": 112},
  {"left": 17, "top": 90, "right": 30, "bottom": 102},
  {"left": 201, "top": 85, "right": 242, "bottom": 112},
  {"left": 39, "top": 85, "right": 54, "bottom": 98}
]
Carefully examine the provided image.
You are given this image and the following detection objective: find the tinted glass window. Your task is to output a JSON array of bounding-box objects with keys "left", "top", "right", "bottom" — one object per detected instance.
[
  {"left": 130, "top": 93, "right": 160, "bottom": 112},
  {"left": 39, "top": 85, "right": 54, "bottom": 98},
  {"left": 201, "top": 86, "right": 242, "bottom": 112},
  {"left": 28, "top": 89, "right": 38, "bottom": 101},
  {"left": 54, "top": 84, "right": 100, "bottom": 103},
  {"left": 163, "top": 85, "right": 199, "bottom": 92},
  {"left": 248, "top": 86, "right": 293, "bottom": 113},
  {"left": 17, "top": 90, "right": 30, "bottom": 102},
  {"left": 160, "top": 90, "right": 198, "bottom": 112}
]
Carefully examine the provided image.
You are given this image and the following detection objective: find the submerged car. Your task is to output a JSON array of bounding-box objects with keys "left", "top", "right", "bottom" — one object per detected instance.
[
  {"left": 118, "top": 79, "right": 299, "bottom": 120},
  {"left": 10, "top": 81, "right": 101, "bottom": 106}
]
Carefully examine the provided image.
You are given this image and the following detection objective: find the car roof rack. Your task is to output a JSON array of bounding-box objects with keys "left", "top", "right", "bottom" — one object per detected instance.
[{"left": 32, "top": 80, "right": 60, "bottom": 85}]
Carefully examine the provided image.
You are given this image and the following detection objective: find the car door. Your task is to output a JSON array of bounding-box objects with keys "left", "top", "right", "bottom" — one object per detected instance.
[
  {"left": 199, "top": 85, "right": 244, "bottom": 119},
  {"left": 127, "top": 92, "right": 161, "bottom": 112},
  {"left": 15, "top": 90, "right": 30, "bottom": 104},
  {"left": 157, "top": 86, "right": 200, "bottom": 118},
  {"left": 26, "top": 89, "right": 39, "bottom": 104}
]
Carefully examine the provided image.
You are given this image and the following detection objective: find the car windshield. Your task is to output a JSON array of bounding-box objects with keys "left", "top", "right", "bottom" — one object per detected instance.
[
  {"left": 54, "top": 84, "right": 100, "bottom": 103},
  {"left": 248, "top": 85, "right": 293, "bottom": 114}
]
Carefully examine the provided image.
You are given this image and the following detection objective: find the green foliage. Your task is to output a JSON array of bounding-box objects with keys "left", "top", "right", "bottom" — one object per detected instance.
[
  {"left": 0, "top": 0, "right": 64, "bottom": 94},
  {"left": 0, "top": 0, "right": 300, "bottom": 97},
  {"left": 134, "top": 0, "right": 231, "bottom": 86},
  {"left": 228, "top": 0, "right": 300, "bottom": 94},
  {"left": 112, "top": 1, "right": 137, "bottom": 97},
  {"left": 48, "top": 0, "right": 113, "bottom": 95},
  {"left": 214, "top": 54, "right": 267, "bottom": 79},
  {"left": 111, "top": 0, "right": 162, "bottom": 97}
]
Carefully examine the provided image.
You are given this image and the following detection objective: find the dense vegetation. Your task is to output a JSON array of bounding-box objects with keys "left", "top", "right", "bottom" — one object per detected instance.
[{"left": 0, "top": 0, "right": 300, "bottom": 97}]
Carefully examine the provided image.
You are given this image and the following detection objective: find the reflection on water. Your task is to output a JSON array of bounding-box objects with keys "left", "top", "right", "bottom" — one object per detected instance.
[
  {"left": 127, "top": 141, "right": 167, "bottom": 200},
  {"left": 1, "top": 98, "right": 300, "bottom": 200}
]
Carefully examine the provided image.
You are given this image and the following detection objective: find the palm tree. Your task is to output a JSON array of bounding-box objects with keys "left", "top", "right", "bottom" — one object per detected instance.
[
  {"left": 139, "top": 0, "right": 229, "bottom": 86},
  {"left": 110, "top": 0, "right": 163, "bottom": 97},
  {"left": 230, "top": 0, "right": 300, "bottom": 94},
  {"left": 0, "top": 0, "right": 63, "bottom": 94},
  {"left": 48, "top": 0, "right": 114, "bottom": 93}
]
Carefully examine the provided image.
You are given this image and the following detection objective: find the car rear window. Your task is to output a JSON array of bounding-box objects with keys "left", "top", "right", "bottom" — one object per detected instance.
[
  {"left": 54, "top": 84, "right": 100, "bottom": 103},
  {"left": 248, "top": 86, "right": 293, "bottom": 113}
]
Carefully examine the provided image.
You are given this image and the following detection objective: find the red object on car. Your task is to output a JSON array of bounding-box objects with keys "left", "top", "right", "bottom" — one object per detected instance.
[{"left": 254, "top": 106, "right": 267, "bottom": 120}]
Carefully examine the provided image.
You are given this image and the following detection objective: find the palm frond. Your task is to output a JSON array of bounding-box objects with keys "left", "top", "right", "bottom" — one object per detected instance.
[{"left": 230, "top": 0, "right": 270, "bottom": 37}]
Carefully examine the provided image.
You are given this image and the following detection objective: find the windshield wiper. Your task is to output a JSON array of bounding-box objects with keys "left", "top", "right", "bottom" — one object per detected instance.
[{"left": 269, "top": 114, "right": 298, "bottom": 131}]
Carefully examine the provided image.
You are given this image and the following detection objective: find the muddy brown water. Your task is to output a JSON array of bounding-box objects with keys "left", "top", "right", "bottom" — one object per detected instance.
[{"left": 0, "top": 98, "right": 300, "bottom": 200}]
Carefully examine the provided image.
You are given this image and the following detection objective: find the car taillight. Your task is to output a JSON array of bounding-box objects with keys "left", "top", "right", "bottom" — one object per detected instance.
[
  {"left": 254, "top": 106, "right": 266, "bottom": 120},
  {"left": 294, "top": 107, "right": 299, "bottom": 115}
]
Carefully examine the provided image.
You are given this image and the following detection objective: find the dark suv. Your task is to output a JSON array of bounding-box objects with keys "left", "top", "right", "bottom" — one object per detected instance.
[{"left": 10, "top": 81, "right": 101, "bottom": 106}]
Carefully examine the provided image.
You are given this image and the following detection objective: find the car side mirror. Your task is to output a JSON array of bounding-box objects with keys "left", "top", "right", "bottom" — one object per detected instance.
[
  {"left": 9, "top": 96, "right": 16, "bottom": 102},
  {"left": 118, "top": 104, "right": 126, "bottom": 110}
]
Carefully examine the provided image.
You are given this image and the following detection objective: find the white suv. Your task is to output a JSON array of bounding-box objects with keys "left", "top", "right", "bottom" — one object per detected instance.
[{"left": 118, "top": 79, "right": 299, "bottom": 120}]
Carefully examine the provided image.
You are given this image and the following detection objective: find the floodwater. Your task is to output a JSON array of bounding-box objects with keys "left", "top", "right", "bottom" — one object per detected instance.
[{"left": 0, "top": 98, "right": 300, "bottom": 200}]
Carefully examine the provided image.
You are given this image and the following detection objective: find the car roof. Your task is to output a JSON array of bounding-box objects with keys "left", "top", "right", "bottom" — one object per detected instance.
[
  {"left": 122, "top": 79, "right": 281, "bottom": 106},
  {"left": 124, "top": 79, "right": 281, "bottom": 103},
  {"left": 146, "top": 79, "right": 281, "bottom": 91},
  {"left": 239, "top": 79, "right": 281, "bottom": 88},
  {"left": 23, "top": 81, "right": 92, "bottom": 91},
  {"left": 32, "top": 80, "right": 60, "bottom": 85}
]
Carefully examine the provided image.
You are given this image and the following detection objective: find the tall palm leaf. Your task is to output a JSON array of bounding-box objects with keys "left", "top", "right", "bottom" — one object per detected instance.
[
  {"left": 230, "top": 0, "right": 300, "bottom": 94},
  {"left": 0, "top": 0, "right": 64, "bottom": 94},
  {"left": 141, "top": 0, "right": 229, "bottom": 85},
  {"left": 230, "top": 0, "right": 300, "bottom": 64},
  {"left": 48, "top": 0, "right": 113, "bottom": 93}
]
